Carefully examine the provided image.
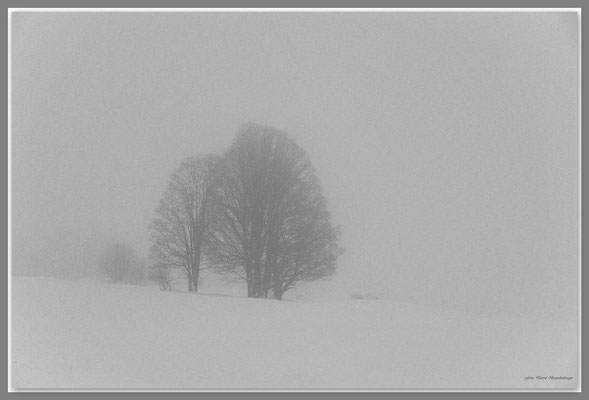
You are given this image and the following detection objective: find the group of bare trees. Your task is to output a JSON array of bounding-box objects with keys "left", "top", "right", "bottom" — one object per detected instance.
[{"left": 149, "top": 123, "right": 343, "bottom": 300}]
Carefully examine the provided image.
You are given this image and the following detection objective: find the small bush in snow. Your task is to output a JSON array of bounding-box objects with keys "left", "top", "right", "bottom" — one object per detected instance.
[
  {"left": 150, "top": 264, "right": 173, "bottom": 291},
  {"left": 351, "top": 291, "right": 379, "bottom": 300}
]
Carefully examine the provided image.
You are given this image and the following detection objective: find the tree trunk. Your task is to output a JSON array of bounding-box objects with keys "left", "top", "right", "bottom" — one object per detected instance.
[
  {"left": 254, "top": 271, "right": 263, "bottom": 298},
  {"left": 187, "top": 263, "right": 193, "bottom": 291},
  {"left": 273, "top": 286, "right": 283, "bottom": 300},
  {"left": 192, "top": 257, "right": 200, "bottom": 293},
  {"left": 262, "top": 257, "right": 272, "bottom": 298},
  {"left": 246, "top": 265, "right": 253, "bottom": 297}
]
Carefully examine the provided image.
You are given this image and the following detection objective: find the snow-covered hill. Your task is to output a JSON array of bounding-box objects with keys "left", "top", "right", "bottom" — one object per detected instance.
[{"left": 10, "top": 277, "right": 578, "bottom": 390}]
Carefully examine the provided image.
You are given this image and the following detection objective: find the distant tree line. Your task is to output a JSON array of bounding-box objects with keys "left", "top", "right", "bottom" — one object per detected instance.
[{"left": 147, "top": 123, "right": 343, "bottom": 300}]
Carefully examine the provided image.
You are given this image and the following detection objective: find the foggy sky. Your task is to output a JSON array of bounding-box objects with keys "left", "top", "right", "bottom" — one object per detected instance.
[{"left": 11, "top": 11, "right": 579, "bottom": 320}]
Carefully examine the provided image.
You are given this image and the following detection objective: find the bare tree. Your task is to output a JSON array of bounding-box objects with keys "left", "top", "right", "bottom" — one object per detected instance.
[
  {"left": 99, "top": 242, "right": 136, "bottom": 284},
  {"left": 206, "top": 123, "right": 342, "bottom": 299},
  {"left": 149, "top": 155, "right": 219, "bottom": 292},
  {"left": 266, "top": 184, "right": 343, "bottom": 300}
]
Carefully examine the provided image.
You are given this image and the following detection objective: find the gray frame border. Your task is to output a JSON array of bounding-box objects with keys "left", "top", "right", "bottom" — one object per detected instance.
[{"left": 2, "top": 1, "right": 584, "bottom": 399}]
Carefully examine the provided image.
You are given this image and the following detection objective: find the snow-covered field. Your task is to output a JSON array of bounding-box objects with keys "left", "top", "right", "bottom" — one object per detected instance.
[{"left": 11, "top": 277, "right": 578, "bottom": 390}]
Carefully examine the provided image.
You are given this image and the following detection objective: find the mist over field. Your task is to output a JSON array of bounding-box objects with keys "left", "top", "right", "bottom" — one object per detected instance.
[{"left": 10, "top": 11, "right": 579, "bottom": 391}]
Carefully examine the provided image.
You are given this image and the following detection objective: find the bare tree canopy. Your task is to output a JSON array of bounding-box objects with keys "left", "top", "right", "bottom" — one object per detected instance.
[
  {"left": 149, "top": 155, "right": 219, "bottom": 292},
  {"left": 206, "top": 123, "right": 343, "bottom": 299}
]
